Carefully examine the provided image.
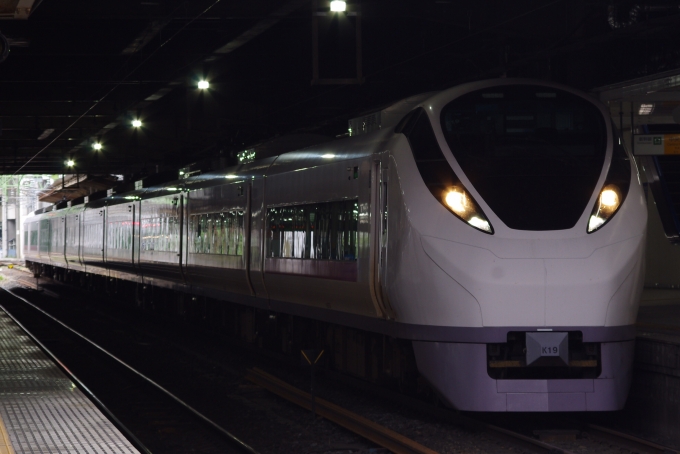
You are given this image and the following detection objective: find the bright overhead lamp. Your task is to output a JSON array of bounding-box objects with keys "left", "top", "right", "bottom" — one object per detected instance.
[
  {"left": 321, "top": 153, "right": 336, "bottom": 159},
  {"left": 198, "top": 80, "right": 209, "bottom": 89},
  {"left": 132, "top": 119, "right": 142, "bottom": 128},
  {"left": 330, "top": 0, "right": 346, "bottom": 12},
  {"left": 37, "top": 128, "right": 55, "bottom": 140},
  {"left": 639, "top": 103, "right": 654, "bottom": 115},
  {"left": 92, "top": 142, "right": 102, "bottom": 150},
  {"left": 66, "top": 160, "right": 75, "bottom": 167}
]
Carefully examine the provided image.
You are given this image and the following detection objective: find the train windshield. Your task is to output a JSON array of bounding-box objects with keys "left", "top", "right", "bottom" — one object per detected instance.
[{"left": 440, "top": 85, "right": 607, "bottom": 231}]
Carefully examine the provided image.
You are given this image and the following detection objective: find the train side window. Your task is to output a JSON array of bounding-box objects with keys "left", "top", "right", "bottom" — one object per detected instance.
[
  {"left": 188, "top": 211, "right": 244, "bottom": 256},
  {"left": 267, "top": 200, "right": 358, "bottom": 260}
]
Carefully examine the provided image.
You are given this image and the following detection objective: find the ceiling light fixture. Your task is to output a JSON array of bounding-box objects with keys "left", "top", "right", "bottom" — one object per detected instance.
[
  {"left": 330, "top": 1, "right": 346, "bottom": 12},
  {"left": 132, "top": 119, "right": 142, "bottom": 128},
  {"left": 37, "top": 128, "right": 55, "bottom": 140},
  {"left": 198, "top": 80, "right": 209, "bottom": 89},
  {"left": 639, "top": 103, "right": 654, "bottom": 115},
  {"left": 92, "top": 142, "right": 102, "bottom": 150},
  {"left": 66, "top": 159, "right": 75, "bottom": 167}
]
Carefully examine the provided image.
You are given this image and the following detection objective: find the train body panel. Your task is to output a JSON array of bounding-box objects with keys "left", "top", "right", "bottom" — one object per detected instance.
[
  {"left": 184, "top": 182, "right": 250, "bottom": 295},
  {"left": 23, "top": 79, "right": 646, "bottom": 412},
  {"left": 82, "top": 205, "right": 104, "bottom": 267},
  {"left": 65, "top": 206, "right": 85, "bottom": 268}
]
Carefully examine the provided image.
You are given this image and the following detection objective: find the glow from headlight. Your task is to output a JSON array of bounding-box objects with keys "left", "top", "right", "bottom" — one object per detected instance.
[
  {"left": 588, "top": 215, "right": 605, "bottom": 231},
  {"left": 600, "top": 189, "right": 619, "bottom": 208},
  {"left": 588, "top": 185, "right": 621, "bottom": 233},
  {"left": 442, "top": 187, "right": 493, "bottom": 234},
  {"left": 444, "top": 189, "right": 468, "bottom": 214},
  {"left": 468, "top": 216, "right": 492, "bottom": 233}
]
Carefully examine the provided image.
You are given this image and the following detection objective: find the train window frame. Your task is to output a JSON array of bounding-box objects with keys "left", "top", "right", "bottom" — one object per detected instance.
[
  {"left": 188, "top": 210, "right": 245, "bottom": 256},
  {"left": 439, "top": 85, "right": 608, "bottom": 231},
  {"left": 266, "top": 199, "right": 359, "bottom": 261}
]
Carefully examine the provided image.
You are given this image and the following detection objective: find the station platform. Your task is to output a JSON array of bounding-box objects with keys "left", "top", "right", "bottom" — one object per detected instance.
[
  {"left": 0, "top": 307, "right": 139, "bottom": 453},
  {"left": 621, "top": 289, "right": 680, "bottom": 448}
]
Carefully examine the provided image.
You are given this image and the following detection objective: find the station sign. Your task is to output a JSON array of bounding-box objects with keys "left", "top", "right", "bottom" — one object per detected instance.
[{"left": 634, "top": 134, "right": 680, "bottom": 155}]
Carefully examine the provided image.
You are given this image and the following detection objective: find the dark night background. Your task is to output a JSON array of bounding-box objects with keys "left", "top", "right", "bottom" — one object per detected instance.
[{"left": 0, "top": 0, "right": 678, "bottom": 177}]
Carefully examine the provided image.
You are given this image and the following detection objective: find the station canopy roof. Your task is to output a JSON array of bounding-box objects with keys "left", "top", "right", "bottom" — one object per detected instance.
[{"left": 0, "top": 0, "right": 679, "bottom": 178}]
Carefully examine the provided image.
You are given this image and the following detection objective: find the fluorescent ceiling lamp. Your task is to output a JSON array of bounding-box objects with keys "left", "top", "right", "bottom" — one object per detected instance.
[
  {"left": 92, "top": 142, "right": 102, "bottom": 150},
  {"left": 321, "top": 153, "right": 336, "bottom": 159},
  {"left": 639, "top": 103, "right": 654, "bottom": 115},
  {"left": 37, "top": 129, "right": 55, "bottom": 140},
  {"left": 225, "top": 174, "right": 239, "bottom": 179},
  {"left": 330, "top": 1, "right": 346, "bottom": 12},
  {"left": 66, "top": 160, "right": 74, "bottom": 167},
  {"left": 132, "top": 119, "right": 142, "bottom": 128},
  {"left": 198, "top": 80, "right": 209, "bottom": 89}
]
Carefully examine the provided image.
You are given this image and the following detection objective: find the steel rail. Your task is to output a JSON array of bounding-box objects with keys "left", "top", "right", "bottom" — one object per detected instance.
[
  {"left": 246, "top": 367, "right": 438, "bottom": 454},
  {"left": 0, "top": 298, "right": 151, "bottom": 454},
  {"left": 246, "top": 367, "right": 581, "bottom": 454},
  {"left": 586, "top": 424, "right": 680, "bottom": 454},
  {"left": 3, "top": 286, "right": 260, "bottom": 454}
]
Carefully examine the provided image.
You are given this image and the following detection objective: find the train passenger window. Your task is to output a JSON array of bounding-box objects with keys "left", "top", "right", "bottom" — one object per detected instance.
[
  {"left": 141, "top": 216, "right": 179, "bottom": 252},
  {"left": 267, "top": 200, "right": 358, "bottom": 260},
  {"left": 188, "top": 210, "right": 244, "bottom": 255},
  {"left": 39, "top": 220, "right": 50, "bottom": 252}
]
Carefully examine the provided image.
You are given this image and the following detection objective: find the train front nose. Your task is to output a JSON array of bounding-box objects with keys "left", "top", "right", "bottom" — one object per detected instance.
[
  {"left": 420, "top": 233, "right": 645, "bottom": 328},
  {"left": 410, "top": 232, "right": 644, "bottom": 412}
]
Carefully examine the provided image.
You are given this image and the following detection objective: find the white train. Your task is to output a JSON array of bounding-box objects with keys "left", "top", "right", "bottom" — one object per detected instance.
[{"left": 24, "top": 79, "right": 646, "bottom": 411}]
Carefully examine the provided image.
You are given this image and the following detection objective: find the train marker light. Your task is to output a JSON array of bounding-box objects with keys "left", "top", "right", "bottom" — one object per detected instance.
[
  {"left": 330, "top": 1, "right": 346, "bottom": 12},
  {"left": 132, "top": 119, "right": 142, "bottom": 128},
  {"left": 198, "top": 80, "right": 209, "bottom": 89},
  {"left": 468, "top": 216, "right": 491, "bottom": 232}
]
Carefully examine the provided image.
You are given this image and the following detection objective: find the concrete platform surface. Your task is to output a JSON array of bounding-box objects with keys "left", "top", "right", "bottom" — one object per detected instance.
[{"left": 0, "top": 308, "right": 139, "bottom": 453}]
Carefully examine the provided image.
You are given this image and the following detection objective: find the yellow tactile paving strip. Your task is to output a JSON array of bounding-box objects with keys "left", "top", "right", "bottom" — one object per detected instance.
[{"left": 0, "top": 414, "right": 15, "bottom": 454}]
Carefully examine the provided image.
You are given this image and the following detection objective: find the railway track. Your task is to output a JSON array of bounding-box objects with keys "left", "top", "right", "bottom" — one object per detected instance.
[
  {"left": 248, "top": 365, "right": 680, "bottom": 454},
  {"left": 4, "top": 271, "right": 680, "bottom": 454},
  {"left": 584, "top": 424, "right": 679, "bottom": 454},
  {"left": 1, "top": 286, "right": 259, "bottom": 454}
]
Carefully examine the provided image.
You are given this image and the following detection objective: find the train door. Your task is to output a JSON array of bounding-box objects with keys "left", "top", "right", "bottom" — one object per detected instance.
[
  {"left": 369, "top": 159, "right": 394, "bottom": 319},
  {"left": 178, "top": 193, "right": 185, "bottom": 282},
  {"left": 248, "top": 175, "right": 268, "bottom": 299},
  {"left": 243, "top": 181, "right": 255, "bottom": 295}
]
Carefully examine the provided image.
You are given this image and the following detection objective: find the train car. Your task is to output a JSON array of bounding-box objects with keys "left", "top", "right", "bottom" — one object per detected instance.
[{"left": 23, "top": 78, "right": 647, "bottom": 411}]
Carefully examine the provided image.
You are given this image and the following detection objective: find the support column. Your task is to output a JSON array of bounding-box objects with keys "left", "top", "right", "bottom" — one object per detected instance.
[
  {"left": 16, "top": 177, "right": 22, "bottom": 260},
  {"left": 1, "top": 183, "right": 7, "bottom": 259}
]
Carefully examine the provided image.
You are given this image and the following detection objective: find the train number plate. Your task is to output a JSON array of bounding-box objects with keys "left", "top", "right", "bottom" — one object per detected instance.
[{"left": 525, "top": 332, "right": 568, "bottom": 365}]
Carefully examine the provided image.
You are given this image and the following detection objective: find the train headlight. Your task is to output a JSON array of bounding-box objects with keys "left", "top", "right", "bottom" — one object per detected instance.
[
  {"left": 588, "top": 185, "right": 621, "bottom": 233},
  {"left": 443, "top": 187, "right": 492, "bottom": 233},
  {"left": 444, "top": 189, "right": 468, "bottom": 214}
]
